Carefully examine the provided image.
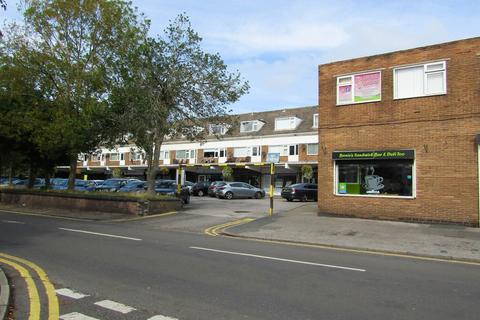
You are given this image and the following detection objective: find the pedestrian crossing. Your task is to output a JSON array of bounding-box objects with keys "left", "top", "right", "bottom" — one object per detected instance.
[{"left": 56, "top": 287, "right": 178, "bottom": 320}]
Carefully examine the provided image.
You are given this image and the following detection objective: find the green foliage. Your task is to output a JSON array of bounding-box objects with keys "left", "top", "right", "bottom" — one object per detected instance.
[
  {"left": 222, "top": 166, "right": 234, "bottom": 181},
  {"left": 160, "top": 167, "right": 170, "bottom": 176},
  {"left": 18, "top": 0, "right": 149, "bottom": 188},
  {"left": 301, "top": 165, "right": 314, "bottom": 180},
  {"left": 112, "top": 167, "right": 123, "bottom": 178},
  {"left": 114, "top": 14, "right": 249, "bottom": 193}
]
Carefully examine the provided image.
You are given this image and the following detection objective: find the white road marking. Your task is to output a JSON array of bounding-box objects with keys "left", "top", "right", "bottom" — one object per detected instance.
[
  {"left": 60, "top": 312, "right": 100, "bottom": 320},
  {"left": 147, "top": 316, "right": 179, "bottom": 320},
  {"left": 1, "top": 220, "right": 25, "bottom": 224},
  {"left": 56, "top": 288, "right": 89, "bottom": 299},
  {"left": 58, "top": 228, "right": 142, "bottom": 241},
  {"left": 190, "top": 246, "right": 366, "bottom": 272},
  {"left": 94, "top": 299, "right": 136, "bottom": 314}
]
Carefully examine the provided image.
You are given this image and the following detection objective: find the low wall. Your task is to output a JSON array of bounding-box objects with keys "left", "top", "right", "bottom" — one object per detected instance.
[{"left": 0, "top": 189, "right": 180, "bottom": 216}]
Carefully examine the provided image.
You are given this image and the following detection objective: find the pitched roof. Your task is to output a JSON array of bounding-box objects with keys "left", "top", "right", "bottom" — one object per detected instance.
[{"left": 232, "top": 105, "right": 318, "bottom": 137}]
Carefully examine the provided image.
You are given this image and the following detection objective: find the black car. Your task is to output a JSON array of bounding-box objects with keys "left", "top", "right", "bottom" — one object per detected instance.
[
  {"left": 191, "top": 181, "right": 212, "bottom": 196},
  {"left": 281, "top": 183, "right": 318, "bottom": 202}
]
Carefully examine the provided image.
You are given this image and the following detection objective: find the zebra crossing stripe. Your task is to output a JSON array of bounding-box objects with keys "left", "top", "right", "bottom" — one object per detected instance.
[
  {"left": 60, "top": 312, "right": 100, "bottom": 320},
  {"left": 56, "top": 288, "right": 89, "bottom": 299},
  {"left": 94, "top": 299, "right": 136, "bottom": 314}
]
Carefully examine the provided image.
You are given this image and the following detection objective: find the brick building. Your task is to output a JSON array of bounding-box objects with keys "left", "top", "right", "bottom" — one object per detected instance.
[
  {"left": 69, "top": 106, "right": 319, "bottom": 194},
  {"left": 317, "top": 37, "right": 480, "bottom": 226}
]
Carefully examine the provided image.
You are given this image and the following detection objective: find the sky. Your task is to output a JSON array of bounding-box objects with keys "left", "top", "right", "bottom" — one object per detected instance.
[{"left": 2, "top": 0, "right": 479, "bottom": 113}]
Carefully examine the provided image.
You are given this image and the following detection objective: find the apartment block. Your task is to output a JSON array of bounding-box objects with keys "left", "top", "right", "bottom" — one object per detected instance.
[
  {"left": 70, "top": 106, "right": 319, "bottom": 194},
  {"left": 318, "top": 37, "right": 480, "bottom": 226}
]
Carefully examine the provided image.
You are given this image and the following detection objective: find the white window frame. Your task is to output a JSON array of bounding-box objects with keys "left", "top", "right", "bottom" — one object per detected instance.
[
  {"left": 160, "top": 150, "right": 170, "bottom": 160},
  {"left": 233, "top": 147, "right": 249, "bottom": 158},
  {"left": 288, "top": 145, "right": 299, "bottom": 156},
  {"left": 306, "top": 144, "right": 318, "bottom": 155},
  {"left": 312, "top": 114, "right": 318, "bottom": 128},
  {"left": 209, "top": 124, "right": 228, "bottom": 135},
  {"left": 109, "top": 153, "right": 120, "bottom": 161},
  {"left": 336, "top": 71, "right": 382, "bottom": 106},
  {"left": 251, "top": 146, "right": 261, "bottom": 157},
  {"left": 240, "top": 121, "right": 260, "bottom": 133},
  {"left": 393, "top": 61, "right": 447, "bottom": 100},
  {"left": 132, "top": 152, "right": 144, "bottom": 161},
  {"left": 274, "top": 117, "right": 297, "bottom": 131},
  {"left": 176, "top": 149, "right": 195, "bottom": 159},
  {"left": 219, "top": 148, "right": 226, "bottom": 158},
  {"left": 203, "top": 149, "right": 219, "bottom": 158},
  {"left": 333, "top": 160, "right": 416, "bottom": 199}
]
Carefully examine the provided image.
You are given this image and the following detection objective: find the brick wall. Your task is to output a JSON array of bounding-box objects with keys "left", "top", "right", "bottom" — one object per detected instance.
[{"left": 318, "top": 37, "right": 480, "bottom": 225}]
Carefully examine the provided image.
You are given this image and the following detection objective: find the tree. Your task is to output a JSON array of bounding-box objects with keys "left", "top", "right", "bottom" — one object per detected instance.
[
  {"left": 115, "top": 14, "right": 249, "bottom": 194},
  {"left": 222, "top": 166, "right": 234, "bottom": 182},
  {"left": 19, "top": 0, "right": 148, "bottom": 190},
  {"left": 301, "top": 165, "right": 314, "bottom": 182}
]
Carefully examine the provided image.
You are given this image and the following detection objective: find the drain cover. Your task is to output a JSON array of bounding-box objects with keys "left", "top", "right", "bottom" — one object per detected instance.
[{"left": 234, "top": 210, "right": 251, "bottom": 213}]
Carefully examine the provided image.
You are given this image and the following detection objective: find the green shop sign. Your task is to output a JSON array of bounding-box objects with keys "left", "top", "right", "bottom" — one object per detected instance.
[{"left": 332, "top": 150, "right": 414, "bottom": 160}]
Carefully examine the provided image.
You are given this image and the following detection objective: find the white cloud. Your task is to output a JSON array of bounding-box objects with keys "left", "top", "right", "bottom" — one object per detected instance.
[{"left": 208, "top": 22, "right": 349, "bottom": 56}]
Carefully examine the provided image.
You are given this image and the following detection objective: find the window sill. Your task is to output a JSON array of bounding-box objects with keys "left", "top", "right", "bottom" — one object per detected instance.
[
  {"left": 334, "top": 193, "right": 415, "bottom": 199},
  {"left": 393, "top": 92, "right": 446, "bottom": 100},
  {"left": 336, "top": 98, "right": 382, "bottom": 107}
]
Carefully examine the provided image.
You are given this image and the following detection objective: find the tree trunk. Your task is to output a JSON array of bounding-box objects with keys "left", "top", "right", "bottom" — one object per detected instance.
[
  {"left": 147, "top": 135, "right": 162, "bottom": 195},
  {"left": 45, "top": 171, "right": 51, "bottom": 189},
  {"left": 68, "top": 155, "right": 77, "bottom": 190},
  {"left": 8, "top": 159, "right": 13, "bottom": 186},
  {"left": 27, "top": 164, "right": 35, "bottom": 189}
]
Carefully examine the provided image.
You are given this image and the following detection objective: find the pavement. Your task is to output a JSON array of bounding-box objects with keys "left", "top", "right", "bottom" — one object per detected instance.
[{"left": 225, "top": 202, "right": 480, "bottom": 263}]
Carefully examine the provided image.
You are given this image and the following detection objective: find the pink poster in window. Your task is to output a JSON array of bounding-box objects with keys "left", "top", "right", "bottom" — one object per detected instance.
[
  {"left": 354, "top": 72, "right": 381, "bottom": 102},
  {"left": 338, "top": 85, "right": 352, "bottom": 103}
]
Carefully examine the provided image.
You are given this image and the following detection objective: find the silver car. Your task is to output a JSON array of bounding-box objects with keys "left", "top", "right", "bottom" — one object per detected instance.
[{"left": 215, "top": 182, "right": 265, "bottom": 200}]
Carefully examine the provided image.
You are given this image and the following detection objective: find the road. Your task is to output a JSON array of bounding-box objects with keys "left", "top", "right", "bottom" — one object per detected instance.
[{"left": 0, "top": 199, "right": 479, "bottom": 320}]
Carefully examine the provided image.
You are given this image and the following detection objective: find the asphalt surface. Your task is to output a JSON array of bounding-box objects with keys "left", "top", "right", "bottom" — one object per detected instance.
[{"left": 1, "top": 197, "right": 480, "bottom": 320}]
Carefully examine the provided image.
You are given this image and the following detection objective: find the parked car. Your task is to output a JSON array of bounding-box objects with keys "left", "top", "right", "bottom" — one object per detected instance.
[
  {"left": 51, "top": 179, "right": 92, "bottom": 191},
  {"left": 154, "top": 180, "right": 178, "bottom": 195},
  {"left": 118, "top": 180, "right": 146, "bottom": 193},
  {"left": 95, "top": 178, "right": 138, "bottom": 192},
  {"left": 155, "top": 180, "right": 190, "bottom": 204},
  {"left": 184, "top": 181, "right": 195, "bottom": 194},
  {"left": 208, "top": 181, "right": 225, "bottom": 197},
  {"left": 192, "top": 181, "right": 212, "bottom": 196},
  {"left": 215, "top": 182, "right": 265, "bottom": 200},
  {"left": 281, "top": 183, "right": 318, "bottom": 202}
]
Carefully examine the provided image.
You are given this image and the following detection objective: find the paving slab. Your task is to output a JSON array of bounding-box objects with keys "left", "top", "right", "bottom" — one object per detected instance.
[{"left": 226, "top": 202, "right": 480, "bottom": 262}]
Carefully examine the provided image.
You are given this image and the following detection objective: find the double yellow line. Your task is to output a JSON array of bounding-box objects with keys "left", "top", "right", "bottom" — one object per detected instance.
[
  {"left": 205, "top": 218, "right": 255, "bottom": 236},
  {"left": 0, "top": 253, "right": 59, "bottom": 320}
]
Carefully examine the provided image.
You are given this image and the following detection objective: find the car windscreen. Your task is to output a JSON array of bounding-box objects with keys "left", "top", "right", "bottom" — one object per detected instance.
[{"left": 287, "top": 183, "right": 304, "bottom": 188}]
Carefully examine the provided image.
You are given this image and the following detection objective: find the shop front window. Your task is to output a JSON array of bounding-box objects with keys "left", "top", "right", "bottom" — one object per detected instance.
[{"left": 336, "top": 160, "right": 413, "bottom": 197}]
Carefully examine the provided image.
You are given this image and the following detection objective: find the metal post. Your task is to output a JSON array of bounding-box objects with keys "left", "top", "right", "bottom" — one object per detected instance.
[
  {"left": 177, "top": 165, "right": 182, "bottom": 195},
  {"left": 269, "top": 163, "right": 275, "bottom": 216}
]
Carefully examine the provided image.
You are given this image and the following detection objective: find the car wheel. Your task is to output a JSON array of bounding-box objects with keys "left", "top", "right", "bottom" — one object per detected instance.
[
  {"left": 198, "top": 190, "right": 204, "bottom": 197},
  {"left": 301, "top": 194, "right": 308, "bottom": 202},
  {"left": 254, "top": 192, "right": 262, "bottom": 199},
  {"left": 225, "top": 192, "right": 233, "bottom": 200},
  {"left": 286, "top": 198, "right": 293, "bottom": 202}
]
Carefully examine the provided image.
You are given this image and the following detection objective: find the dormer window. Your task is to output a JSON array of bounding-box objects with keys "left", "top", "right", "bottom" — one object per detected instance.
[
  {"left": 313, "top": 114, "right": 318, "bottom": 128},
  {"left": 240, "top": 120, "right": 264, "bottom": 133},
  {"left": 209, "top": 124, "right": 228, "bottom": 135},
  {"left": 274, "top": 117, "right": 301, "bottom": 131}
]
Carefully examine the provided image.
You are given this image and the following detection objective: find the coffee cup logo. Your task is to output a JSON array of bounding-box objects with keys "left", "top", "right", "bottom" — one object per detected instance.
[{"left": 364, "top": 175, "right": 384, "bottom": 191}]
